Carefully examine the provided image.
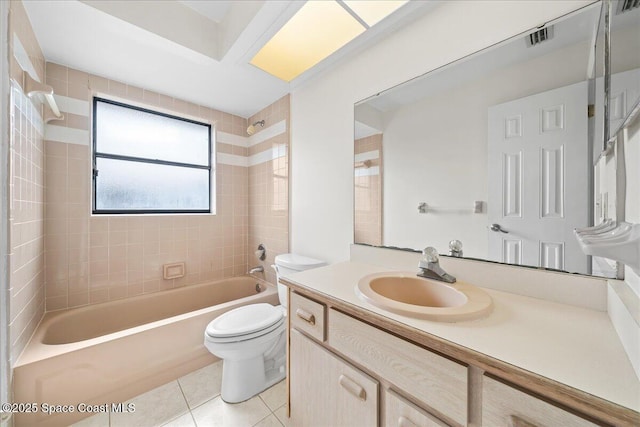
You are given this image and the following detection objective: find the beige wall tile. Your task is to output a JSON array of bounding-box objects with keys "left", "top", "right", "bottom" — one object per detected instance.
[
  {"left": 68, "top": 68, "right": 88, "bottom": 86},
  {"left": 89, "top": 289, "right": 109, "bottom": 304},
  {"left": 143, "top": 90, "right": 159, "bottom": 106},
  {"left": 46, "top": 296, "right": 67, "bottom": 312},
  {"left": 8, "top": 70, "right": 46, "bottom": 356},
  {"left": 46, "top": 78, "right": 67, "bottom": 97},
  {"left": 65, "top": 113, "right": 89, "bottom": 130},
  {"left": 108, "top": 80, "right": 127, "bottom": 97},
  {"left": 88, "top": 74, "right": 109, "bottom": 92},
  {"left": 40, "top": 64, "right": 289, "bottom": 313},
  {"left": 46, "top": 62, "right": 67, "bottom": 81},
  {"left": 68, "top": 83, "right": 88, "bottom": 100},
  {"left": 109, "top": 285, "right": 127, "bottom": 301},
  {"left": 126, "top": 85, "right": 144, "bottom": 102},
  {"left": 127, "top": 283, "right": 143, "bottom": 296},
  {"left": 68, "top": 292, "right": 88, "bottom": 308}
]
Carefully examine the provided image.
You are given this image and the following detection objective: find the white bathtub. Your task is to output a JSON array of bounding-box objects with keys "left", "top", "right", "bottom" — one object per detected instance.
[{"left": 13, "top": 276, "right": 279, "bottom": 426}]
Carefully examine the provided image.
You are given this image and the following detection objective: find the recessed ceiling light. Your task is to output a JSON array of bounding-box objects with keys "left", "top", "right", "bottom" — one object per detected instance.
[{"left": 250, "top": 0, "right": 407, "bottom": 82}]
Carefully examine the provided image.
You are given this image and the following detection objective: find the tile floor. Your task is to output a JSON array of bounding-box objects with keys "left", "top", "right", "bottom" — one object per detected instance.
[{"left": 71, "top": 361, "right": 289, "bottom": 427}]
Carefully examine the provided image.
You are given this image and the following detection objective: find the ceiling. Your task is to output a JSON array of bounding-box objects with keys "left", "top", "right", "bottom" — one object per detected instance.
[
  {"left": 22, "top": 0, "right": 435, "bottom": 118},
  {"left": 178, "top": 1, "right": 231, "bottom": 23}
]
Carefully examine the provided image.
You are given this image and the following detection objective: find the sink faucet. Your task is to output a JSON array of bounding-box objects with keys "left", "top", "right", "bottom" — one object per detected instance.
[
  {"left": 417, "top": 247, "right": 456, "bottom": 283},
  {"left": 248, "top": 266, "right": 264, "bottom": 274}
]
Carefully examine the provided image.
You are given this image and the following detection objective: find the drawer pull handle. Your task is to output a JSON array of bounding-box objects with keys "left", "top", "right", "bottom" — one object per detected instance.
[
  {"left": 508, "top": 415, "right": 539, "bottom": 427},
  {"left": 398, "top": 416, "right": 418, "bottom": 427},
  {"left": 338, "top": 374, "right": 366, "bottom": 401},
  {"left": 296, "top": 308, "right": 316, "bottom": 325}
]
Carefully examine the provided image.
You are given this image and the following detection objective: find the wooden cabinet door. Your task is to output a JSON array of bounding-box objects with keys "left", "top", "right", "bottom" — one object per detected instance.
[
  {"left": 328, "top": 309, "right": 467, "bottom": 426},
  {"left": 290, "top": 328, "right": 379, "bottom": 426}
]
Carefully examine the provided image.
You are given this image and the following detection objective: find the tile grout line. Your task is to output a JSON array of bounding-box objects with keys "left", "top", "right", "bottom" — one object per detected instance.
[
  {"left": 251, "top": 411, "right": 274, "bottom": 427},
  {"left": 174, "top": 379, "right": 198, "bottom": 427},
  {"left": 257, "top": 394, "right": 285, "bottom": 427},
  {"left": 273, "top": 404, "right": 283, "bottom": 426}
]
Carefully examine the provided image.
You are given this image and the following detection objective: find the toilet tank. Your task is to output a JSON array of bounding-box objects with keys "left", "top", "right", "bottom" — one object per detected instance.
[{"left": 274, "top": 254, "right": 325, "bottom": 308}]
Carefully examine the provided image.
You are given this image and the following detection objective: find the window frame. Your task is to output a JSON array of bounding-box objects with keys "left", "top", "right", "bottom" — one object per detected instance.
[{"left": 92, "top": 96, "right": 213, "bottom": 215}]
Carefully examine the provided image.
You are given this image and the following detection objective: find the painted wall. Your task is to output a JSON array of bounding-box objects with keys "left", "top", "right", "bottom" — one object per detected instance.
[
  {"left": 290, "top": 0, "right": 595, "bottom": 264},
  {"left": 7, "top": 0, "right": 46, "bottom": 367},
  {"left": 43, "top": 63, "right": 289, "bottom": 311}
]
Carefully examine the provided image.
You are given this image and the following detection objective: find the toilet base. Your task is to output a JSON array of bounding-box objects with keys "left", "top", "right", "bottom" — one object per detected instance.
[{"left": 220, "top": 356, "right": 285, "bottom": 403}]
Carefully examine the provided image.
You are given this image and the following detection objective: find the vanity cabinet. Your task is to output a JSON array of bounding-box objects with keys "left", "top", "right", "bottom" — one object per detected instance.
[
  {"left": 288, "top": 291, "right": 462, "bottom": 427},
  {"left": 286, "top": 287, "right": 636, "bottom": 427}
]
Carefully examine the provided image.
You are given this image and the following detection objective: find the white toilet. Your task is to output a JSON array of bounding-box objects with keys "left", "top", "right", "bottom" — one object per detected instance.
[{"left": 204, "top": 253, "right": 325, "bottom": 403}]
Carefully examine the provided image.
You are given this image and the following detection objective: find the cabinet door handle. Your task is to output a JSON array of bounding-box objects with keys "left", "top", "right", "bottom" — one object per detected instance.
[
  {"left": 296, "top": 308, "right": 316, "bottom": 325},
  {"left": 508, "top": 415, "right": 539, "bottom": 427},
  {"left": 338, "top": 374, "right": 366, "bottom": 401},
  {"left": 398, "top": 416, "right": 419, "bottom": 427}
]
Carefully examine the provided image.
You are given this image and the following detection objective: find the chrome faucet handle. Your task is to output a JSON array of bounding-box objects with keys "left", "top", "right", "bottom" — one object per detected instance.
[
  {"left": 422, "top": 247, "right": 439, "bottom": 263},
  {"left": 449, "top": 240, "right": 463, "bottom": 257}
]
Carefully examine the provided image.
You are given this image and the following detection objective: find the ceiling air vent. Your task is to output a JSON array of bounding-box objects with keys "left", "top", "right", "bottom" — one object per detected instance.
[
  {"left": 617, "top": 0, "right": 640, "bottom": 14},
  {"left": 526, "top": 26, "right": 554, "bottom": 47}
]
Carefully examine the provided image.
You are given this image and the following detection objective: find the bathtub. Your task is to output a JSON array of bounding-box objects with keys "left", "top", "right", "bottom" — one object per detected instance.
[{"left": 13, "top": 276, "right": 279, "bottom": 427}]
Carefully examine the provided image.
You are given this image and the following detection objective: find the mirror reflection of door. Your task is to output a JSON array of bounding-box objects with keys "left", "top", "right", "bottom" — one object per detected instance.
[{"left": 488, "top": 81, "right": 589, "bottom": 274}]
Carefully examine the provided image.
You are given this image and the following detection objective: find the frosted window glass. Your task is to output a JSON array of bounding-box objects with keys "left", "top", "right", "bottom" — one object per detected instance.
[
  {"left": 95, "top": 100, "right": 210, "bottom": 166},
  {"left": 95, "top": 159, "right": 210, "bottom": 211}
]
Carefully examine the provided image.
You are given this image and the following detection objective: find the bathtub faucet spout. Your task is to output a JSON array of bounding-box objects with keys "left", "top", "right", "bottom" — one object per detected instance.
[{"left": 249, "top": 266, "right": 264, "bottom": 274}]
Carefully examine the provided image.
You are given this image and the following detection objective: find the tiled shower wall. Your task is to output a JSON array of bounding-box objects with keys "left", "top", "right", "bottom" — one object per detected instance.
[
  {"left": 7, "top": 0, "right": 45, "bottom": 363},
  {"left": 43, "top": 62, "right": 289, "bottom": 311},
  {"left": 354, "top": 134, "right": 382, "bottom": 246},
  {"left": 247, "top": 96, "right": 290, "bottom": 285}
]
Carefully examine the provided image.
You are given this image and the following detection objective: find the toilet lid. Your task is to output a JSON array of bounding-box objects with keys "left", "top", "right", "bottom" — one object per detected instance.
[
  {"left": 206, "top": 303, "right": 283, "bottom": 338},
  {"left": 205, "top": 318, "right": 284, "bottom": 344},
  {"left": 275, "top": 254, "right": 325, "bottom": 271}
]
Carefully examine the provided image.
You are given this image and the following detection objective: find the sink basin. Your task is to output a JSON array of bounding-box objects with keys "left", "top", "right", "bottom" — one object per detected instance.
[{"left": 356, "top": 272, "right": 493, "bottom": 322}]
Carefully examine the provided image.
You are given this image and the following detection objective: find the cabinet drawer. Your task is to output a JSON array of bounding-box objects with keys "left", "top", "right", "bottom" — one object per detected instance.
[
  {"left": 328, "top": 309, "right": 467, "bottom": 426},
  {"left": 385, "top": 389, "right": 449, "bottom": 427},
  {"left": 290, "top": 291, "right": 326, "bottom": 342},
  {"left": 482, "top": 376, "right": 598, "bottom": 427}
]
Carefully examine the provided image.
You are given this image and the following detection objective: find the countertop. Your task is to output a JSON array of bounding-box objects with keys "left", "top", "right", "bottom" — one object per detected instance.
[{"left": 283, "top": 261, "right": 640, "bottom": 412}]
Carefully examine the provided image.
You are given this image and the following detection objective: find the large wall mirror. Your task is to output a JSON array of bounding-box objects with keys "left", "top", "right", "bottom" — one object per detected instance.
[{"left": 354, "top": 1, "right": 639, "bottom": 279}]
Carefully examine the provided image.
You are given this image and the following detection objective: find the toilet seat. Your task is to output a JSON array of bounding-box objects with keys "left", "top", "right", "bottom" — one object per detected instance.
[
  {"left": 205, "top": 303, "right": 284, "bottom": 343},
  {"left": 205, "top": 318, "right": 284, "bottom": 344}
]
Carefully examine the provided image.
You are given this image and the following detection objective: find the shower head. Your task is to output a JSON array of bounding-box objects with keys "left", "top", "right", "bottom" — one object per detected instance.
[{"left": 246, "top": 120, "right": 265, "bottom": 136}]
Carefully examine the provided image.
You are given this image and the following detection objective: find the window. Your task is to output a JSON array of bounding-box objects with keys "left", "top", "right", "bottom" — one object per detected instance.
[{"left": 92, "top": 97, "right": 212, "bottom": 214}]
